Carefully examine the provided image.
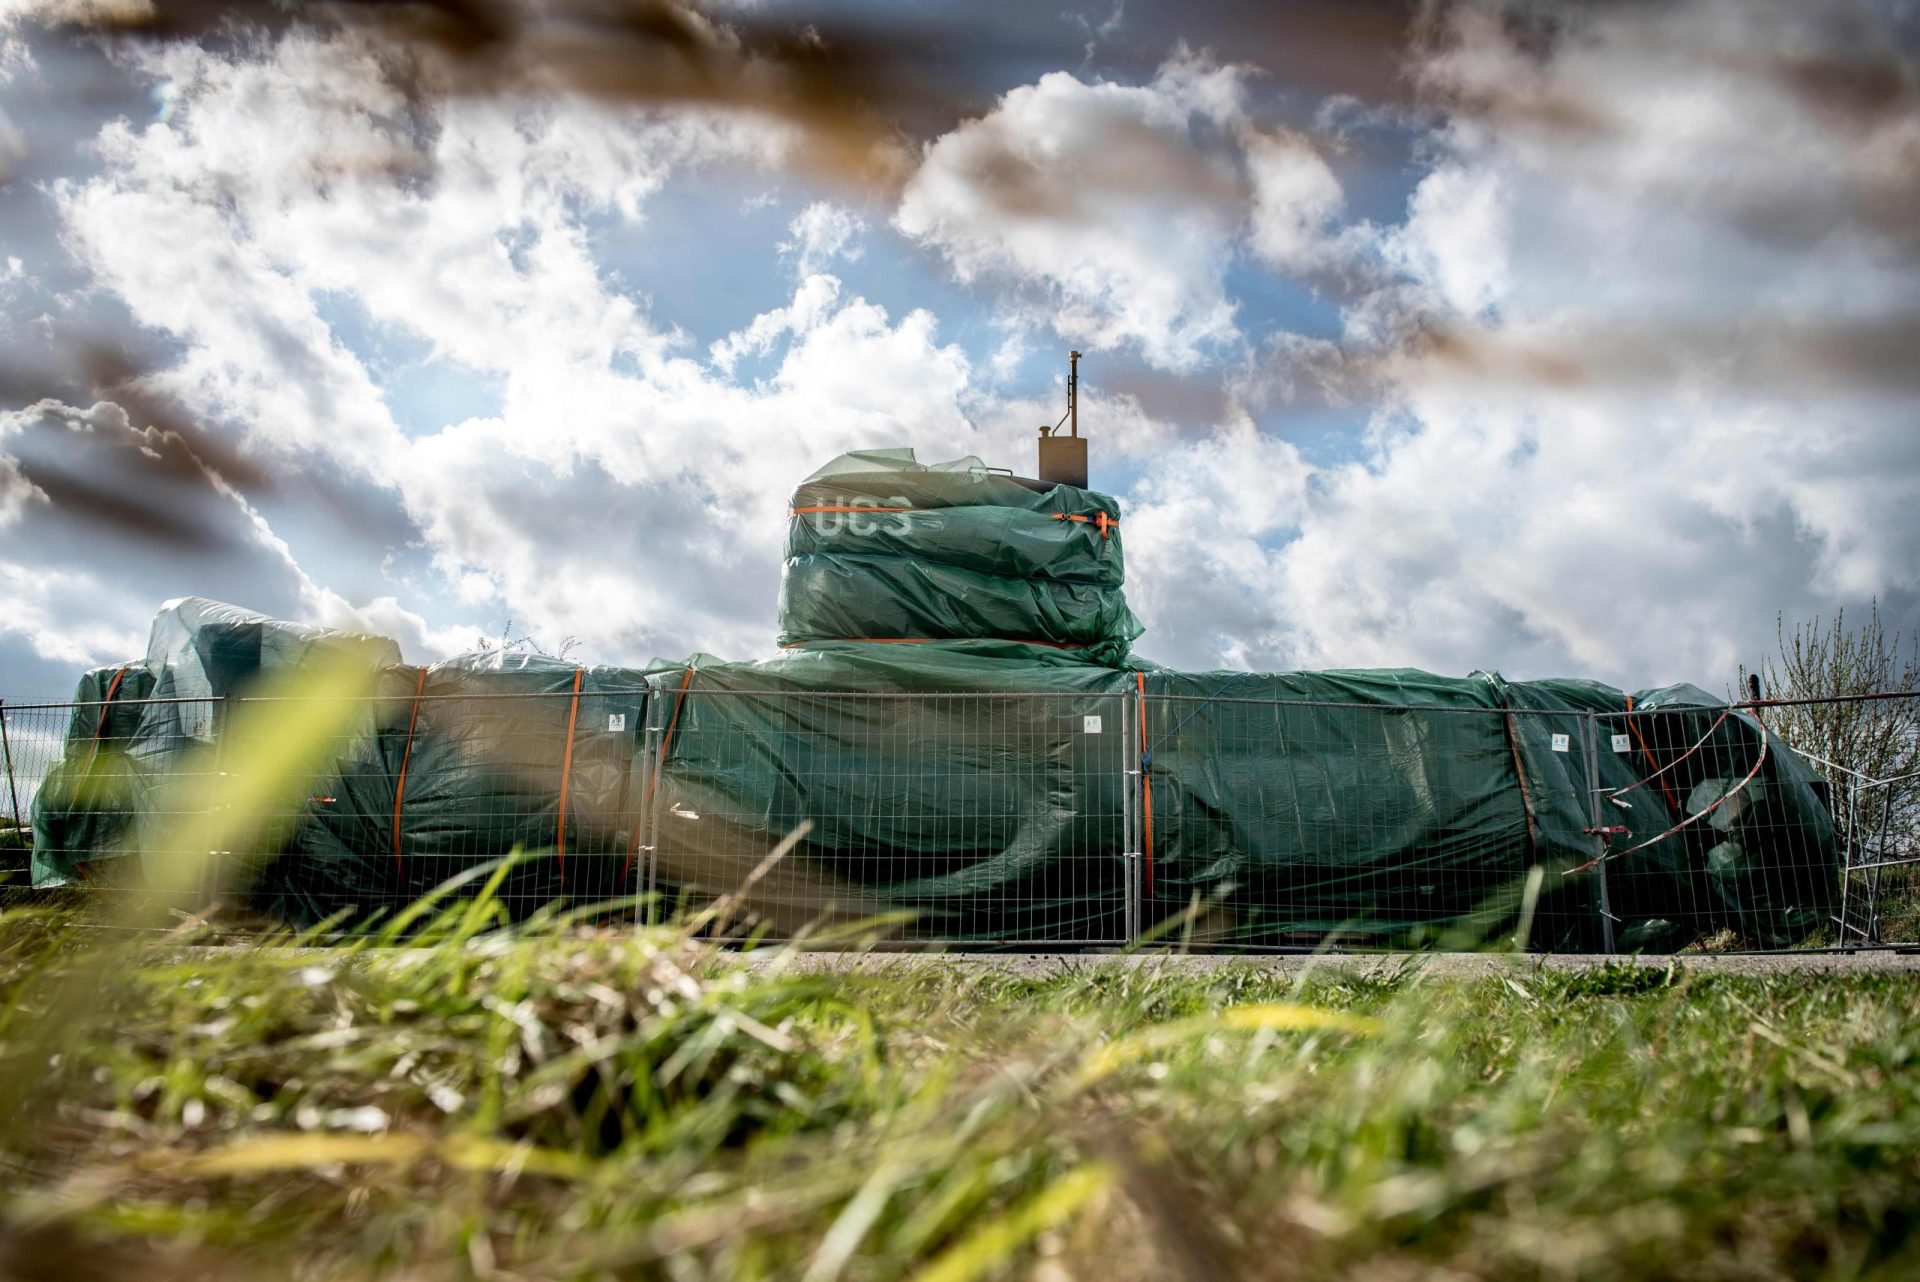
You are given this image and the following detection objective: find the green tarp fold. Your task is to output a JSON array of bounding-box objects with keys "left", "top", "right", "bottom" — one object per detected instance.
[
  {"left": 30, "top": 597, "right": 401, "bottom": 889},
  {"left": 1136, "top": 671, "right": 1835, "bottom": 948},
  {"left": 28, "top": 661, "right": 156, "bottom": 886},
  {"left": 645, "top": 644, "right": 1131, "bottom": 942},
  {"left": 777, "top": 449, "right": 1142, "bottom": 665},
  {"left": 259, "top": 651, "right": 652, "bottom": 923}
]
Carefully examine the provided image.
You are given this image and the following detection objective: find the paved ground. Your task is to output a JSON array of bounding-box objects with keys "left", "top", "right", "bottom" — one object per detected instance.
[{"left": 755, "top": 949, "right": 1920, "bottom": 979}]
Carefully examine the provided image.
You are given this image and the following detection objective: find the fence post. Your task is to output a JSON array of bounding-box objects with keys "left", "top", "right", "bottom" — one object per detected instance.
[
  {"left": 636, "top": 690, "right": 670, "bottom": 926},
  {"left": 204, "top": 693, "right": 234, "bottom": 904},
  {"left": 1121, "top": 684, "right": 1141, "bottom": 946},
  {"left": 1582, "top": 710, "right": 1617, "bottom": 954},
  {"left": 1864, "top": 782, "right": 1895, "bottom": 943},
  {"left": 0, "top": 699, "right": 23, "bottom": 839},
  {"left": 1835, "top": 776, "right": 1857, "bottom": 940}
]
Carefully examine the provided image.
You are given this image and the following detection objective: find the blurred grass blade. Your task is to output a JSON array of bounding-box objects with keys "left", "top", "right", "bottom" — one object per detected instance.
[
  {"left": 1073, "top": 1003, "right": 1381, "bottom": 1089},
  {"left": 907, "top": 1162, "right": 1113, "bottom": 1282},
  {"left": 152, "top": 649, "right": 386, "bottom": 905},
  {"left": 153, "top": 1132, "right": 586, "bottom": 1179},
  {"left": 161, "top": 1133, "right": 431, "bottom": 1175},
  {"left": 1513, "top": 864, "right": 1546, "bottom": 951}
]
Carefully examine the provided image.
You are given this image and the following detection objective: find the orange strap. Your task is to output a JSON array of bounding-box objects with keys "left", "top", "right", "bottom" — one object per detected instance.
[
  {"left": 790, "top": 505, "right": 1117, "bottom": 540},
  {"left": 651, "top": 667, "right": 695, "bottom": 801},
  {"left": 1624, "top": 695, "right": 1684, "bottom": 817},
  {"left": 81, "top": 665, "right": 130, "bottom": 777},
  {"left": 622, "top": 666, "right": 696, "bottom": 880},
  {"left": 1051, "top": 511, "right": 1117, "bottom": 539},
  {"left": 1135, "top": 671, "right": 1153, "bottom": 900},
  {"left": 391, "top": 668, "right": 426, "bottom": 870},
  {"left": 554, "top": 667, "right": 584, "bottom": 876}
]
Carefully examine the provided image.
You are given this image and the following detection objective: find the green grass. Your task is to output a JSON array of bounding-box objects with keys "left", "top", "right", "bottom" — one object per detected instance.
[
  {"left": 1872, "top": 866, "right": 1920, "bottom": 945},
  {"left": 0, "top": 897, "right": 1916, "bottom": 1281}
]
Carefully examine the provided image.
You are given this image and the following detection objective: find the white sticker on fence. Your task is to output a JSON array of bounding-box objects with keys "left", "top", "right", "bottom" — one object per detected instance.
[
  {"left": 1551, "top": 733, "right": 1570, "bottom": 753},
  {"left": 608, "top": 713, "right": 627, "bottom": 732},
  {"left": 1612, "top": 733, "right": 1631, "bottom": 753},
  {"left": 1083, "top": 715, "right": 1103, "bottom": 734}
]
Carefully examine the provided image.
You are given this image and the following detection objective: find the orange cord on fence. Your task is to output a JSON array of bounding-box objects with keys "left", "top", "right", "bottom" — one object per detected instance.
[
  {"left": 1615, "top": 700, "right": 1730, "bottom": 813},
  {"left": 391, "top": 667, "right": 426, "bottom": 871},
  {"left": 1570, "top": 701, "right": 1772, "bottom": 876}
]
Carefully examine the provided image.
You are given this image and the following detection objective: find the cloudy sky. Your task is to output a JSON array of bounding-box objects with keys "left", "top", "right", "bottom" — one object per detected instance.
[{"left": 1, "top": 0, "right": 1917, "bottom": 696}]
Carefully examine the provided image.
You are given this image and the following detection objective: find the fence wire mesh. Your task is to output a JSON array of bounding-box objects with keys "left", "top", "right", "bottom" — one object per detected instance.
[
  {"left": 1748, "top": 691, "right": 1920, "bottom": 948},
  {"left": 0, "top": 688, "right": 1913, "bottom": 951},
  {"left": 1135, "top": 696, "right": 1605, "bottom": 951},
  {"left": 639, "top": 690, "right": 1130, "bottom": 945}
]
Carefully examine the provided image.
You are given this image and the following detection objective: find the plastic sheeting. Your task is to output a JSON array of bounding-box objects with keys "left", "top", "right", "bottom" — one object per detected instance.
[
  {"left": 24, "top": 576, "right": 1842, "bottom": 949},
  {"left": 28, "top": 661, "right": 156, "bottom": 885},
  {"left": 644, "top": 643, "right": 1134, "bottom": 942},
  {"left": 134, "top": 597, "right": 401, "bottom": 749},
  {"left": 258, "top": 651, "right": 652, "bottom": 923},
  {"left": 29, "top": 598, "right": 400, "bottom": 888},
  {"left": 777, "top": 449, "right": 1142, "bottom": 665},
  {"left": 1138, "top": 671, "right": 1837, "bottom": 949}
]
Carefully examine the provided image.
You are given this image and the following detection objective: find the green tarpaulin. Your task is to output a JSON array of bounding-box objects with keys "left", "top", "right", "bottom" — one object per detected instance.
[
  {"left": 778, "top": 449, "right": 1141, "bottom": 666},
  {"left": 28, "top": 661, "right": 156, "bottom": 886},
  {"left": 30, "top": 597, "right": 401, "bottom": 887},
  {"left": 261, "top": 651, "right": 651, "bottom": 923},
  {"left": 20, "top": 453, "right": 1844, "bottom": 950},
  {"left": 1137, "top": 671, "right": 1835, "bottom": 949},
  {"left": 645, "top": 643, "right": 1133, "bottom": 942}
]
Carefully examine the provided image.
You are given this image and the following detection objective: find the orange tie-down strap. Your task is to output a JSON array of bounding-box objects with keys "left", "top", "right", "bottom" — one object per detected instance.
[
  {"left": 1624, "top": 695, "right": 1684, "bottom": 818},
  {"left": 789, "top": 505, "right": 1118, "bottom": 539},
  {"left": 1050, "top": 511, "right": 1117, "bottom": 539},
  {"left": 80, "top": 664, "right": 130, "bottom": 777},
  {"left": 73, "top": 666, "right": 129, "bottom": 888},
  {"left": 391, "top": 668, "right": 427, "bottom": 871}
]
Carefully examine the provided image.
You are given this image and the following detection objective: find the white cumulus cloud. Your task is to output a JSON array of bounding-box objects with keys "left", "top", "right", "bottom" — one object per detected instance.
[
  {"left": 778, "top": 201, "right": 866, "bottom": 277},
  {"left": 1252, "top": 0, "right": 1920, "bottom": 683},
  {"left": 896, "top": 51, "right": 1346, "bottom": 372}
]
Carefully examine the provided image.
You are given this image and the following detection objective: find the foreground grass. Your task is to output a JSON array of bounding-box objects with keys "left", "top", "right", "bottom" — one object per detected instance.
[{"left": 0, "top": 908, "right": 1915, "bottom": 1280}]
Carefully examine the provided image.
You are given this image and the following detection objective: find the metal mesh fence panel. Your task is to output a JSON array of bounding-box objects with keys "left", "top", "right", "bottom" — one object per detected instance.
[
  {"left": 1, "top": 688, "right": 1136, "bottom": 945},
  {"left": 0, "top": 685, "right": 1908, "bottom": 951},
  {"left": 1593, "top": 700, "right": 1846, "bottom": 949},
  {"left": 639, "top": 690, "right": 1131, "bottom": 946},
  {"left": 1, "top": 689, "right": 649, "bottom": 925},
  {"left": 1135, "top": 695, "right": 1607, "bottom": 951},
  {"left": 2, "top": 694, "right": 191, "bottom": 893},
  {"left": 1746, "top": 691, "right": 1920, "bottom": 947},
  {"left": 261, "top": 684, "right": 650, "bottom": 925}
]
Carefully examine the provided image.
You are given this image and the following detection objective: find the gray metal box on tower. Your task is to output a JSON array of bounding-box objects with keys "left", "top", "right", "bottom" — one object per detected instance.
[{"left": 1037, "top": 434, "right": 1088, "bottom": 489}]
